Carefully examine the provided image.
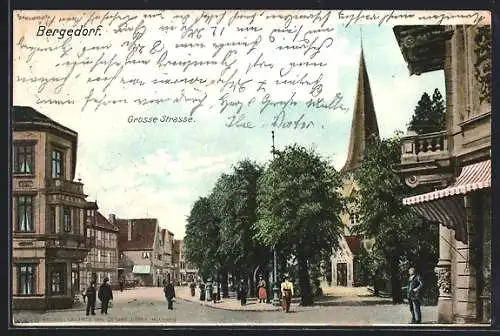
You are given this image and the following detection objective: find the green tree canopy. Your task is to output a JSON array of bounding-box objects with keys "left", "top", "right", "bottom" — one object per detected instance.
[
  {"left": 408, "top": 88, "right": 446, "bottom": 134},
  {"left": 353, "top": 136, "right": 438, "bottom": 303},
  {"left": 211, "top": 160, "right": 268, "bottom": 283},
  {"left": 255, "top": 144, "right": 344, "bottom": 305},
  {"left": 184, "top": 196, "right": 222, "bottom": 279}
]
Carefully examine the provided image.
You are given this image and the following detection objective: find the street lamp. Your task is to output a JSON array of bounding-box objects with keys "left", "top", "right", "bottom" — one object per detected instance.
[{"left": 271, "top": 131, "right": 280, "bottom": 306}]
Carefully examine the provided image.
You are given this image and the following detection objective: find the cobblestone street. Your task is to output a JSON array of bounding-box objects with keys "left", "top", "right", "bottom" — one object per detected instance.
[{"left": 13, "top": 287, "right": 440, "bottom": 326}]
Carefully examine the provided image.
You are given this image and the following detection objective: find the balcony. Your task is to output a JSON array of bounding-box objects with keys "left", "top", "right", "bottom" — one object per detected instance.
[
  {"left": 393, "top": 131, "right": 455, "bottom": 188},
  {"left": 45, "top": 234, "right": 92, "bottom": 261},
  {"left": 46, "top": 178, "right": 84, "bottom": 195}
]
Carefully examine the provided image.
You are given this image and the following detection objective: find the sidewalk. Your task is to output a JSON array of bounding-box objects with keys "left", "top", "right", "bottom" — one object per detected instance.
[
  {"left": 175, "top": 286, "right": 391, "bottom": 311},
  {"left": 175, "top": 286, "right": 284, "bottom": 311}
]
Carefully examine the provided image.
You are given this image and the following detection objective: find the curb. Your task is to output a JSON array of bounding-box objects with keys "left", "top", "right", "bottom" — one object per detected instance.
[{"left": 176, "top": 297, "right": 282, "bottom": 312}]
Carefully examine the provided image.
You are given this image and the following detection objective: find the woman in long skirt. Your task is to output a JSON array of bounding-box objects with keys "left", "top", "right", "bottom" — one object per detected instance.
[{"left": 257, "top": 275, "right": 267, "bottom": 303}]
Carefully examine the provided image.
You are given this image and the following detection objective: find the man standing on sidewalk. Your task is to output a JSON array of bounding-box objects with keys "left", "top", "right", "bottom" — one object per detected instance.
[
  {"left": 281, "top": 276, "right": 294, "bottom": 313},
  {"left": 164, "top": 280, "right": 176, "bottom": 310},
  {"left": 407, "top": 267, "right": 424, "bottom": 324},
  {"left": 238, "top": 279, "right": 248, "bottom": 306},
  {"left": 85, "top": 281, "right": 97, "bottom": 316},
  {"left": 98, "top": 277, "right": 114, "bottom": 315}
]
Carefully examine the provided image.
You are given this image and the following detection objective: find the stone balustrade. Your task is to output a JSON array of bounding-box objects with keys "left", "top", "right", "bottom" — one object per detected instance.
[
  {"left": 46, "top": 178, "right": 84, "bottom": 195},
  {"left": 401, "top": 130, "right": 449, "bottom": 164}
]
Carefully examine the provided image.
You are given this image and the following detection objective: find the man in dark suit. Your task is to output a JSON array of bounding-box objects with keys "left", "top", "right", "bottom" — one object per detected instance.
[
  {"left": 85, "top": 281, "right": 97, "bottom": 316},
  {"left": 98, "top": 277, "right": 114, "bottom": 315},
  {"left": 407, "top": 267, "right": 424, "bottom": 324},
  {"left": 164, "top": 280, "right": 176, "bottom": 310}
]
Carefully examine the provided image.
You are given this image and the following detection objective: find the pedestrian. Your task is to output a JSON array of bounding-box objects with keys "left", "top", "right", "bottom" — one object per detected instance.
[
  {"left": 98, "top": 277, "right": 113, "bottom": 315},
  {"left": 190, "top": 281, "right": 196, "bottom": 297},
  {"left": 237, "top": 279, "right": 248, "bottom": 306},
  {"left": 164, "top": 280, "right": 176, "bottom": 310},
  {"left": 407, "top": 267, "right": 424, "bottom": 324},
  {"left": 85, "top": 281, "right": 97, "bottom": 316},
  {"left": 257, "top": 275, "right": 267, "bottom": 303},
  {"left": 281, "top": 275, "right": 294, "bottom": 313},
  {"left": 119, "top": 278, "right": 124, "bottom": 292},
  {"left": 81, "top": 286, "right": 87, "bottom": 303},
  {"left": 199, "top": 282, "right": 206, "bottom": 301},
  {"left": 212, "top": 280, "right": 219, "bottom": 303}
]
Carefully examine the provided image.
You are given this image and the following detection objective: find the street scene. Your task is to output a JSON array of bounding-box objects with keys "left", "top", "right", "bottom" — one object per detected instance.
[
  {"left": 11, "top": 10, "right": 491, "bottom": 327},
  {"left": 13, "top": 286, "right": 439, "bottom": 325}
]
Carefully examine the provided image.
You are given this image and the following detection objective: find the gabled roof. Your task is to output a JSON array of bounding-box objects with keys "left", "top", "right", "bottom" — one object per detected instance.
[
  {"left": 345, "top": 235, "right": 363, "bottom": 255},
  {"left": 341, "top": 48, "right": 380, "bottom": 172},
  {"left": 95, "top": 211, "right": 119, "bottom": 232},
  {"left": 115, "top": 218, "right": 158, "bottom": 250}
]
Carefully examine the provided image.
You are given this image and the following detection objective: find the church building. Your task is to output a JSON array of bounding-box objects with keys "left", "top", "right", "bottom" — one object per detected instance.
[{"left": 328, "top": 45, "right": 380, "bottom": 288}]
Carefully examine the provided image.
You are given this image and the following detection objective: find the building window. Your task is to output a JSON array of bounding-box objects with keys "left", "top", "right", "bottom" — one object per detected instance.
[
  {"left": 98, "top": 251, "right": 101, "bottom": 263},
  {"left": 51, "top": 150, "right": 64, "bottom": 179},
  {"left": 49, "top": 264, "right": 66, "bottom": 295},
  {"left": 71, "top": 264, "right": 79, "bottom": 294},
  {"left": 63, "top": 207, "right": 71, "bottom": 232},
  {"left": 107, "top": 252, "right": 111, "bottom": 263},
  {"left": 142, "top": 252, "right": 150, "bottom": 259},
  {"left": 16, "top": 196, "right": 34, "bottom": 232},
  {"left": 49, "top": 206, "right": 57, "bottom": 233},
  {"left": 349, "top": 213, "right": 358, "bottom": 226},
  {"left": 17, "top": 264, "right": 36, "bottom": 295},
  {"left": 97, "top": 231, "right": 102, "bottom": 241},
  {"left": 13, "top": 144, "right": 35, "bottom": 174},
  {"left": 73, "top": 209, "right": 80, "bottom": 234}
]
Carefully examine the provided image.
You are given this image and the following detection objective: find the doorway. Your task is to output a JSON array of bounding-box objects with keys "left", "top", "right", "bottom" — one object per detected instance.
[{"left": 337, "top": 263, "right": 347, "bottom": 286}]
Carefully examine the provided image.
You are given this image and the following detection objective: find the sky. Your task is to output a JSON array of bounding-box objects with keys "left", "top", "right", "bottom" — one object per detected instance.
[{"left": 13, "top": 12, "right": 447, "bottom": 238}]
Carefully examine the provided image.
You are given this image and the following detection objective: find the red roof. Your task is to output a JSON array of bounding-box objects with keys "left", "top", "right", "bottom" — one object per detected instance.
[
  {"left": 115, "top": 218, "right": 158, "bottom": 250},
  {"left": 95, "top": 212, "right": 119, "bottom": 232},
  {"left": 345, "top": 235, "right": 362, "bottom": 255}
]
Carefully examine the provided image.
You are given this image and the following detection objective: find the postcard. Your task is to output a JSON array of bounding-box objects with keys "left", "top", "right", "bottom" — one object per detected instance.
[{"left": 11, "top": 9, "right": 492, "bottom": 327}]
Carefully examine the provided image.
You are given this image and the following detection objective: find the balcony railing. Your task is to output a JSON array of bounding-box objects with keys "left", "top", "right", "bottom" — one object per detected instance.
[
  {"left": 45, "top": 234, "right": 91, "bottom": 250},
  {"left": 401, "top": 130, "right": 450, "bottom": 164},
  {"left": 46, "top": 178, "right": 84, "bottom": 195}
]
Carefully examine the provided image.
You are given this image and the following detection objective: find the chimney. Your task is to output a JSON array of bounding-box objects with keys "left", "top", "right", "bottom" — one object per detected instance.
[
  {"left": 128, "top": 220, "right": 132, "bottom": 241},
  {"left": 108, "top": 214, "right": 116, "bottom": 224}
]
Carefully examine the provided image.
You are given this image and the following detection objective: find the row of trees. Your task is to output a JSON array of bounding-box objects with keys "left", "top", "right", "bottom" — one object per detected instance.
[
  {"left": 184, "top": 147, "right": 345, "bottom": 306},
  {"left": 184, "top": 89, "right": 445, "bottom": 305}
]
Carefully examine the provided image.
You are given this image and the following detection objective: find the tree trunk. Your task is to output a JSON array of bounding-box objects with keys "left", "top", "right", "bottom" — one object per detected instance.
[
  {"left": 298, "top": 256, "right": 313, "bottom": 306},
  {"left": 221, "top": 269, "right": 229, "bottom": 298},
  {"left": 390, "top": 258, "right": 403, "bottom": 304},
  {"left": 372, "top": 269, "right": 380, "bottom": 296},
  {"left": 248, "top": 269, "right": 255, "bottom": 297}
]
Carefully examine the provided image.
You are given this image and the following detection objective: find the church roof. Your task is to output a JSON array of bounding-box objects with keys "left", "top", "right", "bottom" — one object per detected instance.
[{"left": 341, "top": 48, "right": 380, "bottom": 172}]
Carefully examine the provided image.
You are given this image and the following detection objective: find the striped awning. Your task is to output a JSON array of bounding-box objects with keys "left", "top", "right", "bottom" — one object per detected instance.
[{"left": 402, "top": 160, "right": 491, "bottom": 243}]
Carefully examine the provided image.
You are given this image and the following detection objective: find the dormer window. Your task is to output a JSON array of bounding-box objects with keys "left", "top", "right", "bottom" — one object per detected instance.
[{"left": 51, "top": 149, "right": 64, "bottom": 179}]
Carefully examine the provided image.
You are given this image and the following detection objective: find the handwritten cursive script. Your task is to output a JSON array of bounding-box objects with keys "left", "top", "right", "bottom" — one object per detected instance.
[{"left": 13, "top": 10, "right": 489, "bottom": 130}]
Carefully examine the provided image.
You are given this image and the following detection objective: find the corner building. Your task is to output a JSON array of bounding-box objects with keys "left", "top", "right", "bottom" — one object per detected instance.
[
  {"left": 393, "top": 25, "right": 491, "bottom": 323},
  {"left": 12, "top": 106, "right": 90, "bottom": 310}
]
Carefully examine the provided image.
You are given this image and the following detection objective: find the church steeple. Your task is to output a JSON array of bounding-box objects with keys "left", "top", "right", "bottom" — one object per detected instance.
[{"left": 341, "top": 45, "right": 380, "bottom": 172}]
